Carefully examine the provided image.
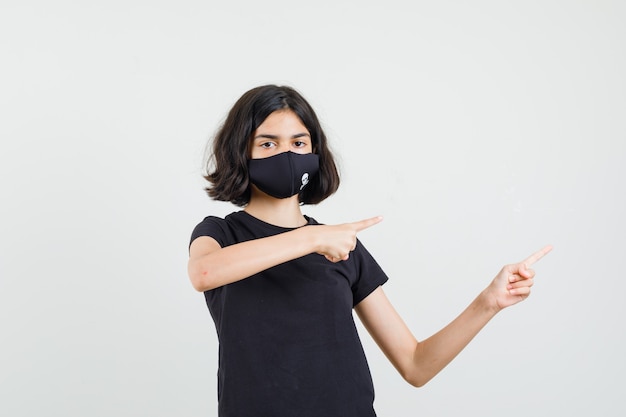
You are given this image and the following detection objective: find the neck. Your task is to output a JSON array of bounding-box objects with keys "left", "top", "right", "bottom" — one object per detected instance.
[{"left": 244, "top": 191, "right": 307, "bottom": 228}]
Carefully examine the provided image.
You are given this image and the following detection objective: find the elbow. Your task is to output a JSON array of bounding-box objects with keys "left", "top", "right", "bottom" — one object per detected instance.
[
  {"left": 189, "top": 274, "right": 207, "bottom": 292},
  {"left": 403, "top": 373, "right": 428, "bottom": 388},
  {"left": 401, "top": 367, "right": 432, "bottom": 388},
  {"left": 406, "top": 377, "right": 428, "bottom": 388},
  {"left": 190, "top": 278, "right": 207, "bottom": 292},
  {"left": 400, "top": 343, "right": 433, "bottom": 388},
  {"left": 188, "top": 262, "right": 214, "bottom": 292}
]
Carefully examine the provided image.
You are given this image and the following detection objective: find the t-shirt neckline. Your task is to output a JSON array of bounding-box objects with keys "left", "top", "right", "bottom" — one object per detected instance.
[{"left": 237, "top": 210, "right": 315, "bottom": 232}]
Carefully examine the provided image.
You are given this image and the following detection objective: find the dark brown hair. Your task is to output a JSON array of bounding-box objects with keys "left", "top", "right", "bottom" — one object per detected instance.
[{"left": 204, "top": 85, "right": 340, "bottom": 206}]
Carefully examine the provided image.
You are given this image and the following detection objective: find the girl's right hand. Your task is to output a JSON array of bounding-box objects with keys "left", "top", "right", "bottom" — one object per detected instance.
[{"left": 310, "top": 216, "right": 383, "bottom": 262}]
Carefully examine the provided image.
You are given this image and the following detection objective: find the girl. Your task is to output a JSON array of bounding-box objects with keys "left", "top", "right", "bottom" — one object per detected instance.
[{"left": 188, "top": 85, "right": 551, "bottom": 417}]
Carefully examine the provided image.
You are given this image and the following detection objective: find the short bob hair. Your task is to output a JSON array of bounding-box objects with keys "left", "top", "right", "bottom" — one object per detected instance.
[{"left": 204, "top": 85, "right": 340, "bottom": 206}]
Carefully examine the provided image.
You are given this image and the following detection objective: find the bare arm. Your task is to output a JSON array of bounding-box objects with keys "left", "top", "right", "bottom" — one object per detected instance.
[
  {"left": 355, "top": 245, "right": 552, "bottom": 387},
  {"left": 188, "top": 216, "right": 383, "bottom": 292}
]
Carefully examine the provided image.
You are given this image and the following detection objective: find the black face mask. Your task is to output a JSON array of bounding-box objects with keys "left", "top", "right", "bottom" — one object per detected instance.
[{"left": 248, "top": 152, "right": 320, "bottom": 199}]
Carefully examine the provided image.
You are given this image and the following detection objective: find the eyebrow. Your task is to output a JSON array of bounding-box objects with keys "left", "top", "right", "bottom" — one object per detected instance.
[{"left": 253, "top": 133, "right": 311, "bottom": 140}]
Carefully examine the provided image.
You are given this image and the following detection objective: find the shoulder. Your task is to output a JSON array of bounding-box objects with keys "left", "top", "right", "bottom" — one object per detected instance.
[
  {"left": 190, "top": 212, "right": 241, "bottom": 247},
  {"left": 192, "top": 215, "right": 227, "bottom": 233}
]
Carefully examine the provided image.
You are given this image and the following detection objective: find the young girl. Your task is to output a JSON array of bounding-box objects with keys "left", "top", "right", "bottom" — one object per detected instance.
[{"left": 188, "top": 85, "right": 552, "bottom": 417}]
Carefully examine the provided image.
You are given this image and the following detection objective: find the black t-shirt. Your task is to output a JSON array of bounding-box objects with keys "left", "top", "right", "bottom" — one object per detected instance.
[{"left": 190, "top": 211, "right": 389, "bottom": 417}]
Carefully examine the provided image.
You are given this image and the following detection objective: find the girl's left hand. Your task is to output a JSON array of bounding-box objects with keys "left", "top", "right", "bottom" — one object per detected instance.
[{"left": 485, "top": 245, "right": 553, "bottom": 311}]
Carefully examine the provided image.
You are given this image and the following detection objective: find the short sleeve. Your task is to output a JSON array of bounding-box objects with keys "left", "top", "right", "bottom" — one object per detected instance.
[
  {"left": 189, "top": 216, "right": 231, "bottom": 248},
  {"left": 350, "top": 239, "right": 389, "bottom": 306}
]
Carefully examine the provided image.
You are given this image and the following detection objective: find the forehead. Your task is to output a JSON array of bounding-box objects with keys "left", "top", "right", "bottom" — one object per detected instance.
[{"left": 255, "top": 109, "right": 308, "bottom": 133}]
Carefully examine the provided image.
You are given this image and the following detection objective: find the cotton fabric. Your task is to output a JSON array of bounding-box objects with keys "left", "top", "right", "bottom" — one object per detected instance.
[{"left": 190, "top": 211, "right": 388, "bottom": 417}]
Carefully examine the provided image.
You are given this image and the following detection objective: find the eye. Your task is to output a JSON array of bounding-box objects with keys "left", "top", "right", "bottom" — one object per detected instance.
[
  {"left": 259, "top": 141, "right": 276, "bottom": 149},
  {"left": 293, "top": 140, "right": 307, "bottom": 148}
]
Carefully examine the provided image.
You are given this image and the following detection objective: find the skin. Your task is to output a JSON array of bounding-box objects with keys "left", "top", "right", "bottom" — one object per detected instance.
[{"left": 188, "top": 108, "right": 553, "bottom": 387}]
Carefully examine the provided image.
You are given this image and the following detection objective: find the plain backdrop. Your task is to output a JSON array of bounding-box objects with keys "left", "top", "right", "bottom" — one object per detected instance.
[{"left": 1, "top": 1, "right": 624, "bottom": 416}]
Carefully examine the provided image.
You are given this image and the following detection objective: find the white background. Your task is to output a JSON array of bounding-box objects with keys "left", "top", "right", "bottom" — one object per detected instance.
[{"left": 1, "top": 1, "right": 624, "bottom": 416}]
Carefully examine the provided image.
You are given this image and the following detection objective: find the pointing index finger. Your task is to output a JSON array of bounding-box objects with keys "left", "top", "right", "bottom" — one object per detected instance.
[
  {"left": 523, "top": 244, "right": 553, "bottom": 267},
  {"left": 353, "top": 216, "right": 383, "bottom": 232}
]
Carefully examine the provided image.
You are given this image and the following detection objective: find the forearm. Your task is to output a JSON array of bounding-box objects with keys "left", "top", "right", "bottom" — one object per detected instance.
[
  {"left": 409, "top": 291, "right": 499, "bottom": 386},
  {"left": 188, "top": 226, "right": 318, "bottom": 291},
  {"left": 357, "top": 247, "right": 550, "bottom": 388}
]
